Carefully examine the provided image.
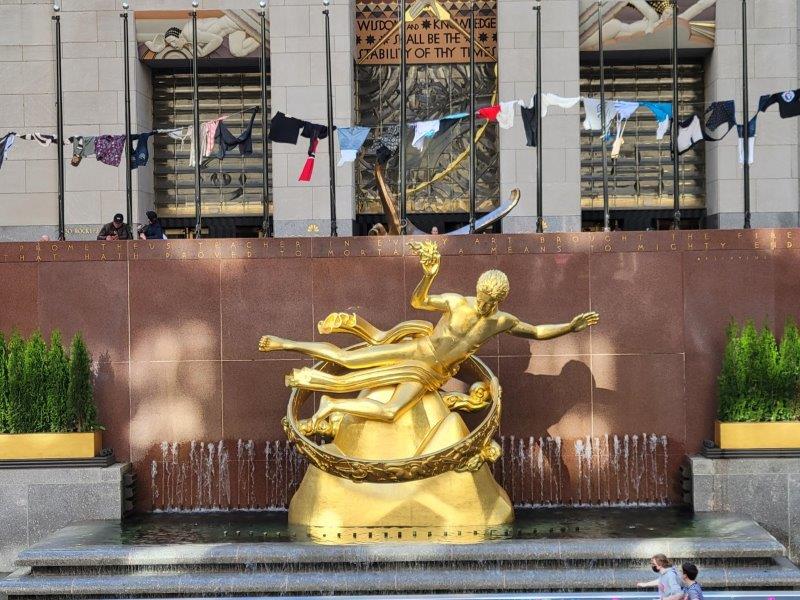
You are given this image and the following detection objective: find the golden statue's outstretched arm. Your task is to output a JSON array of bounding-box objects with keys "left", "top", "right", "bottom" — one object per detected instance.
[
  {"left": 509, "top": 312, "right": 600, "bottom": 340},
  {"left": 409, "top": 241, "right": 449, "bottom": 312}
]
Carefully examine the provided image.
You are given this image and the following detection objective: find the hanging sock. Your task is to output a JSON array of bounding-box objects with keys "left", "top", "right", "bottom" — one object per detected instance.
[
  {"left": 496, "top": 101, "right": 519, "bottom": 129},
  {"left": 268, "top": 111, "right": 304, "bottom": 144},
  {"left": 95, "top": 135, "right": 126, "bottom": 167},
  {"left": 0, "top": 133, "right": 15, "bottom": 170},
  {"left": 375, "top": 125, "right": 400, "bottom": 165},
  {"left": 337, "top": 126, "right": 370, "bottom": 166},
  {"left": 411, "top": 119, "right": 440, "bottom": 151},
  {"left": 520, "top": 95, "right": 538, "bottom": 147},
  {"left": 540, "top": 93, "right": 581, "bottom": 117},
  {"left": 297, "top": 121, "right": 330, "bottom": 182},
  {"left": 640, "top": 102, "right": 673, "bottom": 140},
  {"left": 477, "top": 105, "right": 501, "bottom": 121}
]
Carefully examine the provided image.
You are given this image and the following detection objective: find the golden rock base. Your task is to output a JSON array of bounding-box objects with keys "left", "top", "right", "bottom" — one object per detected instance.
[{"left": 289, "top": 386, "right": 513, "bottom": 529}]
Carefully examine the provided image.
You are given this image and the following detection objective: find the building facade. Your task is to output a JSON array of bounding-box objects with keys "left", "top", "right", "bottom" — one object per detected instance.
[{"left": 0, "top": 0, "right": 797, "bottom": 240}]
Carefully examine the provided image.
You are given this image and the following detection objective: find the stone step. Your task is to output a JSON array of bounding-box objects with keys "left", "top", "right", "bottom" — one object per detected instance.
[{"left": 3, "top": 559, "right": 800, "bottom": 596}]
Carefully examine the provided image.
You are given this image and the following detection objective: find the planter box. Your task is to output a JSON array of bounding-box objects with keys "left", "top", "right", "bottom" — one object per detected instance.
[
  {"left": 0, "top": 431, "right": 102, "bottom": 460},
  {"left": 715, "top": 420, "right": 800, "bottom": 450}
]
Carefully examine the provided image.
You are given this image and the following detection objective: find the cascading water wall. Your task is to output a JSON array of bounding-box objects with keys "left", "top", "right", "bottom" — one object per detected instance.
[{"left": 148, "top": 433, "right": 672, "bottom": 511}]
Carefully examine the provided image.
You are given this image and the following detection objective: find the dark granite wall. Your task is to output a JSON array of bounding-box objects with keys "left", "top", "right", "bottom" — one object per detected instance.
[{"left": 0, "top": 230, "right": 795, "bottom": 510}]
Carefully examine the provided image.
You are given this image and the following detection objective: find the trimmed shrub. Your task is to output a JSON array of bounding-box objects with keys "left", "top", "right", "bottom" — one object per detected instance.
[
  {"left": 67, "top": 334, "right": 98, "bottom": 433},
  {"left": 0, "top": 332, "right": 7, "bottom": 433},
  {"left": 45, "top": 331, "right": 70, "bottom": 432},
  {"left": 23, "top": 332, "right": 48, "bottom": 433}
]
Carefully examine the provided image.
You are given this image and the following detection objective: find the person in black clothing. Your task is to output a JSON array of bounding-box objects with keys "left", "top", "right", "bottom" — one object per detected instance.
[
  {"left": 138, "top": 210, "right": 166, "bottom": 240},
  {"left": 97, "top": 213, "right": 132, "bottom": 241}
]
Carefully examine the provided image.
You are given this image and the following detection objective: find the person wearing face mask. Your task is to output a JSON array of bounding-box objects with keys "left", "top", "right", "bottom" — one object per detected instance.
[
  {"left": 637, "top": 554, "right": 684, "bottom": 600},
  {"left": 681, "top": 563, "right": 703, "bottom": 600}
]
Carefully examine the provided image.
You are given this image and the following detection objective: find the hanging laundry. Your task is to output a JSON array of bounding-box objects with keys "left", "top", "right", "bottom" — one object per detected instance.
[
  {"left": 496, "top": 101, "right": 519, "bottom": 130},
  {"left": 412, "top": 120, "right": 440, "bottom": 151},
  {"left": 130, "top": 132, "right": 154, "bottom": 169},
  {"left": 761, "top": 89, "right": 800, "bottom": 118},
  {"left": 582, "top": 98, "right": 617, "bottom": 136},
  {"left": 268, "top": 111, "right": 304, "bottom": 144},
  {"left": 704, "top": 100, "right": 736, "bottom": 137},
  {"left": 676, "top": 115, "right": 706, "bottom": 155},
  {"left": 477, "top": 105, "right": 501, "bottom": 121},
  {"left": 95, "top": 135, "right": 126, "bottom": 167},
  {"left": 442, "top": 112, "right": 469, "bottom": 120},
  {"left": 17, "top": 133, "right": 59, "bottom": 146},
  {"left": 736, "top": 117, "right": 757, "bottom": 165},
  {"left": 70, "top": 136, "right": 96, "bottom": 166},
  {"left": 540, "top": 93, "right": 581, "bottom": 117},
  {"left": 640, "top": 101, "right": 673, "bottom": 140},
  {"left": 214, "top": 108, "right": 258, "bottom": 159},
  {"left": 520, "top": 95, "right": 538, "bottom": 148},
  {"left": 298, "top": 121, "right": 330, "bottom": 182},
  {"left": 337, "top": 126, "right": 370, "bottom": 166},
  {"left": 612, "top": 101, "right": 639, "bottom": 120},
  {"left": 203, "top": 118, "right": 224, "bottom": 156},
  {"left": 375, "top": 125, "right": 400, "bottom": 165},
  {"left": 0, "top": 133, "right": 15, "bottom": 170}
]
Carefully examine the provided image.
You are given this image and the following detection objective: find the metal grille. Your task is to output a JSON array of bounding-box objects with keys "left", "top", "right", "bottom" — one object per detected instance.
[
  {"left": 580, "top": 62, "right": 706, "bottom": 210},
  {"left": 152, "top": 71, "right": 270, "bottom": 218}
]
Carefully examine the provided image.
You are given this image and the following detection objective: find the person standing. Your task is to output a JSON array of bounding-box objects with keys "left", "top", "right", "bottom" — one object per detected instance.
[
  {"left": 97, "top": 213, "right": 132, "bottom": 241},
  {"left": 681, "top": 563, "right": 704, "bottom": 600},
  {"left": 637, "top": 554, "right": 684, "bottom": 600},
  {"left": 138, "top": 210, "right": 167, "bottom": 240}
]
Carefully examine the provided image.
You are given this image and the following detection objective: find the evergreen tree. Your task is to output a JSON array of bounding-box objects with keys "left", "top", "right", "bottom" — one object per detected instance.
[
  {"left": 778, "top": 319, "right": 800, "bottom": 420},
  {"left": 5, "top": 332, "right": 27, "bottom": 433},
  {"left": 23, "top": 332, "right": 48, "bottom": 432},
  {"left": 67, "top": 334, "right": 99, "bottom": 432},
  {"left": 0, "top": 332, "right": 7, "bottom": 433},
  {"left": 45, "top": 331, "right": 70, "bottom": 432}
]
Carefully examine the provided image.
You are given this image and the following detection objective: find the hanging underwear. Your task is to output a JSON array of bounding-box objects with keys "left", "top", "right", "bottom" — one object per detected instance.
[
  {"left": 214, "top": 108, "right": 258, "bottom": 159},
  {"left": 298, "top": 121, "right": 330, "bottom": 182},
  {"left": 640, "top": 102, "right": 673, "bottom": 140},
  {"left": 70, "top": 136, "right": 96, "bottom": 166},
  {"left": 375, "top": 125, "right": 400, "bottom": 165},
  {"left": 704, "top": 100, "right": 736, "bottom": 137},
  {"left": 268, "top": 111, "right": 304, "bottom": 144},
  {"left": 477, "top": 105, "right": 501, "bottom": 121},
  {"left": 676, "top": 115, "right": 707, "bottom": 154},
  {"left": 130, "top": 132, "right": 154, "bottom": 169},
  {"left": 337, "top": 126, "right": 370, "bottom": 166},
  {"left": 540, "top": 93, "right": 581, "bottom": 117},
  {"left": 760, "top": 89, "right": 800, "bottom": 118},
  {"left": 95, "top": 135, "right": 126, "bottom": 167},
  {"left": 520, "top": 95, "right": 538, "bottom": 147},
  {"left": 0, "top": 133, "right": 15, "bottom": 170},
  {"left": 411, "top": 120, "right": 440, "bottom": 151},
  {"left": 496, "top": 101, "right": 518, "bottom": 130}
]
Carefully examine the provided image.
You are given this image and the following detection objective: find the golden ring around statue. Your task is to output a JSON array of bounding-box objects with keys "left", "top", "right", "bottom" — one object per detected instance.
[{"left": 281, "top": 347, "right": 503, "bottom": 484}]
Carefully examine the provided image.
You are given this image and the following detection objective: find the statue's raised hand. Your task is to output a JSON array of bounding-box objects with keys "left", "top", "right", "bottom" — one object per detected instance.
[
  {"left": 570, "top": 311, "right": 599, "bottom": 332},
  {"left": 408, "top": 240, "right": 440, "bottom": 277}
]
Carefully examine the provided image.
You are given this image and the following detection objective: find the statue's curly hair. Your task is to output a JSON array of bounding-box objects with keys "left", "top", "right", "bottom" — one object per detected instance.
[{"left": 476, "top": 270, "right": 510, "bottom": 302}]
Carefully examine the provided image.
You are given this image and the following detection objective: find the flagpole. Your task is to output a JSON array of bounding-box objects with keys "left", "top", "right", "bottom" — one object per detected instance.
[
  {"left": 671, "top": 0, "right": 680, "bottom": 230},
  {"left": 468, "top": 0, "right": 476, "bottom": 233},
  {"left": 190, "top": 0, "right": 202, "bottom": 239},
  {"left": 399, "top": 0, "right": 407, "bottom": 233},
  {"left": 122, "top": 0, "right": 133, "bottom": 230},
  {"left": 597, "top": 0, "right": 610, "bottom": 232},
  {"left": 259, "top": 0, "right": 272, "bottom": 237},
  {"left": 533, "top": 0, "right": 543, "bottom": 233},
  {"left": 53, "top": 2, "right": 65, "bottom": 241},
  {"left": 741, "top": 0, "right": 751, "bottom": 229},
  {"left": 323, "top": 0, "right": 337, "bottom": 237}
]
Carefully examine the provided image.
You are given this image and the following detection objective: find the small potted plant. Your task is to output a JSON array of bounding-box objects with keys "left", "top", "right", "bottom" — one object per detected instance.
[
  {"left": 716, "top": 319, "right": 800, "bottom": 449},
  {"left": 0, "top": 330, "right": 103, "bottom": 460}
]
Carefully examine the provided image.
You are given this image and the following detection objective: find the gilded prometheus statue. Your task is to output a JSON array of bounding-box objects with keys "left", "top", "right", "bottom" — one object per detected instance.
[{"left": 259, "top": 241, "right": 598, "bottom": 530}]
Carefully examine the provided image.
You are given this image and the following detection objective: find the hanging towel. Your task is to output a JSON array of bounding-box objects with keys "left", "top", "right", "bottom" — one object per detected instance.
[
  {"left": 375, "top": 125, "right": 400, "bottom": 165},
  {"left": 520, "top": 95, "right": 538, "bottom": 147},
  {"left": 497, "top": 101, "right": 519, "bottom": 129},
  {"left": 477, "top": 105, "right": 501, "bottom": 121},
  {"left": 0, "top": 133, "right": 15, "bottom": 170},
  {"left": 412, "top": 119, "right": 440, "bottom": 151},
  {"left": 298, "top": 121, "right": 330, "bottom": 182},
  {"left": 640, "top": 101, "right": 673, "bottom": 140},
  {"left": 268, "top": 111, "right": 304, "bottom": 144},
  {"left": 337, "top": 126, "right": 370, "bottom": 166},
  {"left": 95, "top": 135, "right": 126, "bottom": 167},
  {"left": 541, "top": 93, "right": 581, "bottom": 117}
]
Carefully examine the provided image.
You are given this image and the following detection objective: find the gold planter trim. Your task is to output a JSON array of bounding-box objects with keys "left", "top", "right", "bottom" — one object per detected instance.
[
  {"left": 715, "top": 420, "right": 800, "bottom": 450},
  {"left": 0, "top": 431, "right": 102, "bottom": 460}
]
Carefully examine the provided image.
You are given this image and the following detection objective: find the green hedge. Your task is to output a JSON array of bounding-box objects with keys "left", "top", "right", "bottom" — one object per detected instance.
[
  {"left": 0, "top": 330, "right": 101, "bottom": 434},
  {"left": 718, "top": 319, "right": 800, "bottom": 422}
]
